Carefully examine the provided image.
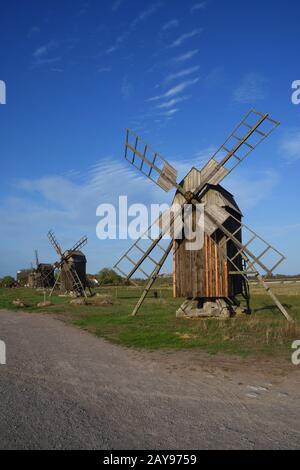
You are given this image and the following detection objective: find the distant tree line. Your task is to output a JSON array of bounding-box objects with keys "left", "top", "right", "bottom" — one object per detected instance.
[{"left": 93, "top": 268, "right": 173, "bottom": 287}]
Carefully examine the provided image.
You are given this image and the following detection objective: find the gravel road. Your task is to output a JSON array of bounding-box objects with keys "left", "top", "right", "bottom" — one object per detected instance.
[{"left": 0, "top": 309, "right": 299, "bottom": 450}]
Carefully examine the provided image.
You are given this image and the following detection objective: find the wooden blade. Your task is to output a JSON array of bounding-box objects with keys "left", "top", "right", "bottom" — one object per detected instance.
[
  {"left": 224, "top": 246, "right": 292, "bottom": 322},
  {"left": 125, "top": 129, "right": 178, "bottom": 192},
  {"left": 195, "top": 109, "right": 280, "bottom": 192},
  {"left": 114, "top": 205, "right": 183, "bottom": 281},
  {"left": 204, "top": 206, "right": 285, "bottom": 276},
  {"left": 69, "top": 236, "right": 88, "bottom": 253},
  {"left": 48, "top": 230, "right": 63, "bottom": 256},
  {"left": 39, "top": 265, "right": 55, "bottom": 285},
  {"left": 131, "top": 241, "right": 173, "bottom": 316}
]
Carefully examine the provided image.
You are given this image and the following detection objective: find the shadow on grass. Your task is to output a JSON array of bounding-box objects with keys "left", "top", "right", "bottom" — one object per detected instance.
[{"left": 253, "top": 303, "right": 292, "bottom": 313}]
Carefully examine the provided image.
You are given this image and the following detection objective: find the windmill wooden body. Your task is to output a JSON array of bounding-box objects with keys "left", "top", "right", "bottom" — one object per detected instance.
[
  {"left": 29, "top": 250, "right": 55, "bottom": 289},
  {"left": 47, "top": 231, "right": 91, "bottom": 298},
  {"left": 173, "top": 170, "right": 243, "bottom": 300},
  {"left": 114, "top": 109, "right": 292, "bottom": 321},
  {"left": 60, "top": 250, "right": 87, "bottom": 293}
]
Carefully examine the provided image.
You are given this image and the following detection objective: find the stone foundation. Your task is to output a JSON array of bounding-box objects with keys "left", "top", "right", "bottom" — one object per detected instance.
[{"left": 176, "top": 298, "right": 245, "bottom": 319}]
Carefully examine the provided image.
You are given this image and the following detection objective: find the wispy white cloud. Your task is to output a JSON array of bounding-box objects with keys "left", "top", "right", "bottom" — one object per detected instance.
[
  {"left": 148, "top": 78, "right": 199, "bottom": 102},
  {"left": 121, "top": 75, "right": 132, "bottom": 99},
  {"left": 161, "top": 108, "right": 179, "bottom": 117},
  {"left": 104, "top": 4, "right": 159, "bottom": 56},
  {"left": 131, "top": 3, "right": 161, "bottom": 28},
  {"left": 156, "top": 96, "right": 189, "bottom": 109},
  {"left": 169, "top": 29, "right": 202, "bottom": 48},
  {"left": 172, "top": 49, "right": 199, "bottom": 62},
  {"left": 280, "top": 129, "right": 300, "bottom": 162},
  {"left": 105, "top": 45, "right": 119, "bottom": 55},
  {"left": 104, "top": 29, "right": 131, "bottom": 55},
  {"left": 33, "top": 57, "right": 62, "bottom": 67},
  {"left": 233, "top": 73, "right": 267, "bottom": 104},
  {"left": 162, "top": 19, "right": 179, "bottom": 31},
  {"left": 165, "top": 66, "right": 200, "bottom": 82},
  {"left": 33, "top": 40, "right": 58, "bottom": 59},
  {"left": 32, "top": 40, "right": 61, "bottom": 67},
  {"left": 191, "top": 2, "right": 207, "bottom": 12},
  {"left": 98, "top": 66, "right": 112, "bottom": 73}
]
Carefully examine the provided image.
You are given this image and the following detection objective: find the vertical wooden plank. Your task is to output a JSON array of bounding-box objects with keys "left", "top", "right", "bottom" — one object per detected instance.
[
  {"left": 204, "top": 234, "right": 208, "bottom": 298},
  {"left": 211, "top": 237, "right": 215, "bottom": 297},
  {"left": 215, "top": 241, "right": 219, "bottom": 298},
  {"left": 197, "top": 235, "right": 203, "bottom": 297},
  {"left": 209, "top": 236, "right": 213, "bottom": 298},
  {"left": 219, "top": 244, "right": 223, "bottom": 297},
  {"left": 224, "top": 260, "right": 228, "bottom": 297},
  {"left": 172, "top": 240, "right": 176, "bottom": 298},
  {"left": 182, "top": 240, "right": 185, "bottom": 298}
]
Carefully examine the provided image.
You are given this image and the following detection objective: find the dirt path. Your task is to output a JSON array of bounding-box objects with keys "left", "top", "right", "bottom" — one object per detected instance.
[{"left": 0, "top": 309, "right": 299, "bottom": 449}]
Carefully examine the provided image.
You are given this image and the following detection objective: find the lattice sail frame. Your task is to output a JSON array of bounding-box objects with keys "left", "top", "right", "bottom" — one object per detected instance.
[
  {"left": 114, "top": 205, "right": 183, "bottom": 281},
  {"left": 125, "top": 129, "right": 178, "bottom": 192},
  {"left": 204, "top": 206, "right": 285, "bottom": 277},
  {"left": 194, "top": 109, "right": 280, "bottom": 191}
]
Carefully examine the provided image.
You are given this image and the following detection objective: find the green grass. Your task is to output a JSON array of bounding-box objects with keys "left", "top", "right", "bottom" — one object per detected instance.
[{"left": 0, "top": 286, "right": 300, "bottom": 358}]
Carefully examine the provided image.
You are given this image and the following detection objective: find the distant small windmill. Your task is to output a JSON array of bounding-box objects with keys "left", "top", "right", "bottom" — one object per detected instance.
[
  {"left": 47, "top": 230, "right": 91, "bottom": 298},
  {"left": 28, "top": 249, "right": 55, "bottom": 289},
  {"left": 114, "top": 109, "right": 293, "bottom": 321}
]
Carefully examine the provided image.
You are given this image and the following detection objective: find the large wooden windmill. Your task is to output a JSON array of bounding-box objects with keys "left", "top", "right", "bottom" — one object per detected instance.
[
  {"left": 114, "top": 109, "right": 293, "bottom": 322},
  {"left": 47, "top": 230, "right": 91, "bottom": 298}
]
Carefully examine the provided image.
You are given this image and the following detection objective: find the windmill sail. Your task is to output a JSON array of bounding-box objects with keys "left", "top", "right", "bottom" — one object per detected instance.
[
  {"left": 48, "top": 230, "right": 63, "bottom": 256},
  {"left": 68, "top": 236, "right": 88, "bottom": 255},
  {"left": 114, "top": 199, "right": 186, "bottom": 282},
  {"left": 204, "top": 207, "right": 285, "bottom": 276},
  {"left": 125, "top": 129, "right": 178, "bottom": 192},
  {"left": 195, "top": 109, "right": 279, "bottom": 192}
]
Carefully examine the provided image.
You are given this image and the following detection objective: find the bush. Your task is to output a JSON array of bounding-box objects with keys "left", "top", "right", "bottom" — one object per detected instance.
[
  {"left": 97, "top": 268, "right": 124, "bottom": 285},
  {"left": 1, "top": 276, "right": 15, "bottom": 288}
]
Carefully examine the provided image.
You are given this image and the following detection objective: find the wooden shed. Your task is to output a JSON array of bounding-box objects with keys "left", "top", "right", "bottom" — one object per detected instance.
[{"left": 172, "top": 167, "right": 243, "bottom": 301}]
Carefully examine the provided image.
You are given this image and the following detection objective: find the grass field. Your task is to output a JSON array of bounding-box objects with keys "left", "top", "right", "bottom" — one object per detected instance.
[{"left": 0, "top": 284, "right": 300, "bottom": 358}]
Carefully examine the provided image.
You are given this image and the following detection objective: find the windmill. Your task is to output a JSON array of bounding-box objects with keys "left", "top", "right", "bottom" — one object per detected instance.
[
  {"left": 47, "top": 230, "right": 91, "bottom": 298},
  {"left": 27, "top": 250, "right": 54, "bottom": 289},
  {"left": 114, "top": 109, "right": 293, "bottom": 322},
  {"left": 34, "top": 249, "right": 55, "bottom": 289}
]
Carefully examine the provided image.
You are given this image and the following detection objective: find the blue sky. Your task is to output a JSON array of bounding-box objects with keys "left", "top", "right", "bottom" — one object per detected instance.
[{"left": 0, "top": 0, "right": 300, "bottom": 276}]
